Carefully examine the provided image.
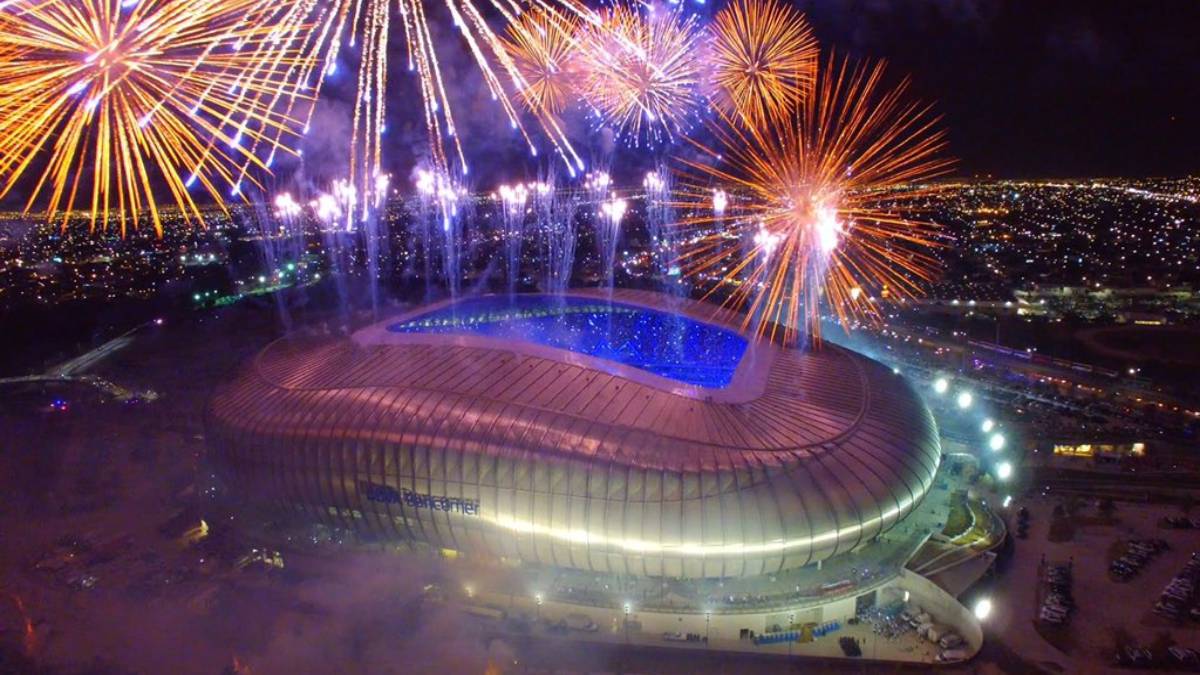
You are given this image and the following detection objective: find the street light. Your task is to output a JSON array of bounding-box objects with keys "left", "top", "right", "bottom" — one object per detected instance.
[
  {"left": 933, "top": 378, "right": 949, "bottom": 395},
  {"left": 989, "top": 433, "right": 1006, "bottom": 452},
  {"left": 973, "top": 597, "right": 993, "bottom": 621},
  {"left": 981, "top": 418, "right": 995, "bottom": 433},
  {"left": 956, "top": 391, "right": 973, "bottom": 409},
  {"left": 996, "top": 461, "right": 1013, "bottom": 480}
]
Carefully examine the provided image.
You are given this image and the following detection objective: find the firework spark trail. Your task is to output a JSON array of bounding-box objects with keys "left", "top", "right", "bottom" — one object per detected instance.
[
  {"left": 502, "top": 9, "right": 580, "bottom": 116},
  {"left": 642, "top": 165, "right": 676, "bottom": 281},
  {"left": 532, "top": 177, "right": 580, "bottom": 295},
  {"left": 0, "top": 0, "right": 314, "bottom": 235},
  {"left": 321, "top": 0, "right": 592, "bottom": 194},
  {"left": 414, "top": 168, "right": 469, "bottom": 296},
  {"left": 574, "top": 1, "right": 704, "bottom": 143},
  {"left": 672, "top": 55, "right": 954, "bottom": 345},
  {"left": 496, "top": 181, "right": 530, "bottom": 293},
  {"left": 0, "top": 0, "right": 599, "bottom": 234},
  {"left": 501, "top": 5, "right": 586, "bottom": 171},
  {"left": 597, "top": 192, "right": 626, "bottom": 291},
  {"left": 706, "top": 0, "right": 817, "bottom": 127},
  {"left": 206, "top": 0, "right": 325, "bottom": 194}
]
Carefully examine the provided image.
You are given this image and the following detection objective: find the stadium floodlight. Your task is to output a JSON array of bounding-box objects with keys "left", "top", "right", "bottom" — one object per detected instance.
[
  {"left": 989, "top": 433, "right": 1006, "bottom": 452},
  {"left": 956, "top": 391, "right": 973, "bottom": 409},
  {"left": 996, "top": 461, "right": 1013, "bottom": 480},
  {"left": 933, "top": 377, "right": 949, "bottom": 394},
  {"left": 974, "top": 597, "right": 993, "bottom": 621},
  {"left": 982, "top": 418, "right": 995, "bottom": 433}
]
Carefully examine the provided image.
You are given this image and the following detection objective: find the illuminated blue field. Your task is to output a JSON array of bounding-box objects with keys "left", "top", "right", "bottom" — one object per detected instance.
[{"left": 388, "top": 295, "right": 747, "bottom": 388}]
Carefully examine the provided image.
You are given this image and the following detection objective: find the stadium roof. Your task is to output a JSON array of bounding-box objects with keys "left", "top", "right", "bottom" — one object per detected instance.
[{"left": 208, "top": 290, "right": 941, "bottom": 575}]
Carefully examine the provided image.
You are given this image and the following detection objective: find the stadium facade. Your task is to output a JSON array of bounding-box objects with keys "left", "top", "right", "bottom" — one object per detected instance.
[{"left": 207, "top": 290, "right": 942, "bottom": 579}]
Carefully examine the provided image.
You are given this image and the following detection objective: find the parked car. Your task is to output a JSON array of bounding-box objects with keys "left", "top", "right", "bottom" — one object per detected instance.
[
  {"left": 1169, "top": 646, "right": 1199, "bottom": 666},
  {"left": 936, "top": 648, "right": 968, "bottom": 662},
  {"left": 939, "top": 633, "right": 964, "bottom": 649}
]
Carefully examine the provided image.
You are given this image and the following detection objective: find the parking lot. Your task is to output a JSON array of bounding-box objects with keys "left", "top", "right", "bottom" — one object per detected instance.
[{"left": 988, "top": 496, "right": 1200, "bottom": 672}]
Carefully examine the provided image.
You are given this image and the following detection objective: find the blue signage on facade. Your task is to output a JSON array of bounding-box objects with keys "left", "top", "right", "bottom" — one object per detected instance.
[{"left": 359, "top": 481, "right": 480, "bottom": 516}]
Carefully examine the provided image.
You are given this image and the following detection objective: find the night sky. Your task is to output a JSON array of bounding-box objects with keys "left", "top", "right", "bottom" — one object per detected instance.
[
  {"left": 349, "top": 0, "right": 1200, "bottom": 183},
  {"left": 794, "top": 0, "right": 1200, "bottom": 178}
]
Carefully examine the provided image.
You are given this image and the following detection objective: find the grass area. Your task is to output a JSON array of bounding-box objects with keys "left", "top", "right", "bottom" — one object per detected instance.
[
  {"left": 965, "top": 499, "right": 1000, "bottom": 545},
  {"left": 941, "top": 491, "right": 971, "bottom": 538}
]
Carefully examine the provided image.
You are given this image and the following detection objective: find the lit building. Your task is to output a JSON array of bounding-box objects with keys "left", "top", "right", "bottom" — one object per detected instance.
[
  {"left": 207, "top": 290, "right": 979, "bottom": 663},
  {"left": 208, "top": 290, "right": 942, "bottom": 576}
]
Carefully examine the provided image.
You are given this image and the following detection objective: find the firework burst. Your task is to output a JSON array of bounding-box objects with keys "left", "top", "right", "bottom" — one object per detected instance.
[
  {"left": 0, "top": 0, "right": 315, "bottom": 235},
  {"left": 306, "top": 0, "right": 593, "bottom": 197},
  {"left": 575, "top": 2, "right": 704, "bottom": 142},
  {"left": 675, "top": 55, "right": 954, "bottom": 345},
  {"left": 706, "top": 0, "right": 818, "bottom": 127},
  {"left": 502, "top": 8, "right": 581, "bottom": 117}
]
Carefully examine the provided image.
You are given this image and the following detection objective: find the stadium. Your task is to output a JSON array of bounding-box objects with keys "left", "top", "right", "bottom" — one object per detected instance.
[{"left": 207, "top": 290, "right": 979, "bottom": 661}]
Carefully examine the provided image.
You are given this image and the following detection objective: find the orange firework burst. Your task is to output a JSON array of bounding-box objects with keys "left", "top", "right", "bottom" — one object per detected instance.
[
  {"left": 675, "top": 55, "right": 954, "bottom": 345},
  {"left": 502, "top": 8, "right": 581, "bottom": 117},
  {"left": 574, "top": 2, "right": 704, "bottom": 141},
  {"left": 0, "top": 0, "right": 315, "bottom": 235},
  {"left": 706, "top": 0, "right": 818, "bottom": 127}
]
